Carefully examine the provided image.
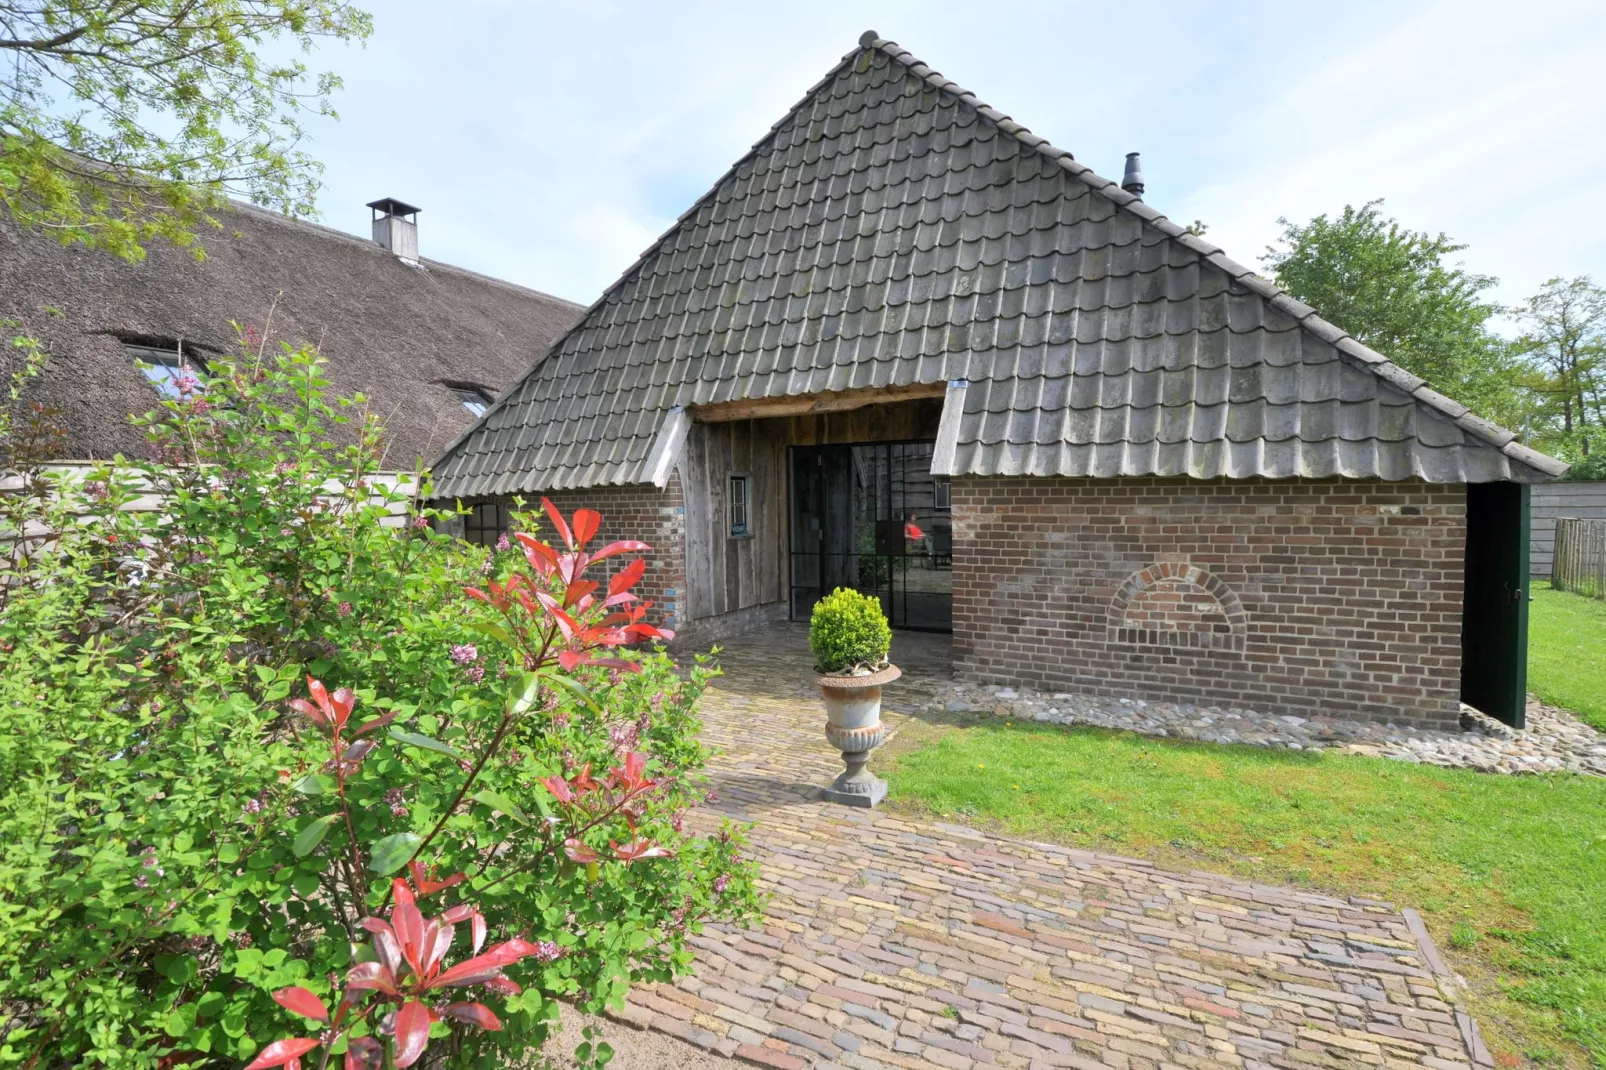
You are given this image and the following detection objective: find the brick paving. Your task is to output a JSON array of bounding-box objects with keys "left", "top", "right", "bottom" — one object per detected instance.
[{"left": 623, "top": 624, "right": 1490, "bottom": 1069}]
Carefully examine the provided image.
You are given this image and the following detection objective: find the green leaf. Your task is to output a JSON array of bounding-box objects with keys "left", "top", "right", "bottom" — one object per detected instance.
[
  {"left": 291, "top": 773, "right": 335, "bottom": 795},
  {"left": 388, "top": 727, "right": 463, "bottom": 760},
  {"left": 474, "top": 790, "right": 532, "bottom": 825},
  {"left": 253, "top": 664, "right": 275, "bottom": 684},
  {"left": 368, "top": 832, "right": 420, "bottom": 876},
  {"left": 538, "top": 668, "right": 599, "bottom": 713},
  {"left": 466, "top": 620, "right": 517, "bottom": 650},
  {"left": 509, "top": 671, "right": 542, "bottom": 716},
  {"left": 291, "top": 814, "right": 340, "bottom": 858},
  {"left": 164, "top": 955, "right": 198, "bottom": 985}
]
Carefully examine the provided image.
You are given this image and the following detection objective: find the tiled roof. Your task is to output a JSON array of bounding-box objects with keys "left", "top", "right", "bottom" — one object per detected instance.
[{"left": 431, "top": 32, "right": 1565, "bottom": 496}]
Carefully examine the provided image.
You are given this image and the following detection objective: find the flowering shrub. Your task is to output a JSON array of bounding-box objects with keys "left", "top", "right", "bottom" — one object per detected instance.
[{"left": 0, "top": 338, "right": 758, "bottom": 1068}]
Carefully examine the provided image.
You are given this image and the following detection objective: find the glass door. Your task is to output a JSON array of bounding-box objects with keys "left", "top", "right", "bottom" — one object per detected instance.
[{"left": 788, "top": 442, "right": 951, "bottom": 631}]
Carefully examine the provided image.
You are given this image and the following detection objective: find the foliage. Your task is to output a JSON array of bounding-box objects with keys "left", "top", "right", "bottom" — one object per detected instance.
[
  {"left": 1529, "top": 582, "right": 1606, "bottom": 731},
  {"left": 1510, "top": 277, "right": 1606, "bottom": 463},
  {"left": 0, "top": 1, "right": 372, "bottom": 261},
  {"left": 0, "top": 337, "right": 759, "bottom": 1069},
  {"left": 1261, "top": 199, "right": 1525, "bottom": 428},
  {"left": 883, "top": 717, "right": 1606, "bottom": 1066},
  {"left": 809, "top": 587, "right": 891, "bottom": 674}
]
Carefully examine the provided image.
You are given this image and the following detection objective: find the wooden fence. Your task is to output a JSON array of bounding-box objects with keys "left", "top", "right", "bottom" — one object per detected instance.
[
  {"left": 1553, "top": 517, "right": 1606, "bottom": 599},
  {"left": 1531, "top": 480, "right": 1606, "bottom": 577}
]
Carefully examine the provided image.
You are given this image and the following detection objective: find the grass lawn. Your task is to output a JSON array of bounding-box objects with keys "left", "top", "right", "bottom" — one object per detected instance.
[
  {"left": 1530, "top": 582, "right": 1606, "bottom": 731},
  {"left": 882, "top": 718, "right": 1606, "bottom": 1068}
]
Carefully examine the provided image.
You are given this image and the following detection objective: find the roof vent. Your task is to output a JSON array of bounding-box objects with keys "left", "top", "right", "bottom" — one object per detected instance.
[
  {"left": 1121, "top": 153, "right": 1145, "bottom": 198},
  {"left": 367, "top": 198, "right": 420, "bottom": 263}
]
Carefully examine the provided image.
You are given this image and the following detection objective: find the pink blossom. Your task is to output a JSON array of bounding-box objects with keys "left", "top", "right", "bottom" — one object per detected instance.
[
  {"left": 450, "top": 644, "right": 479, "bottom": 665},
  {"left": 338, "top": 601, "right": 353, "bottom": 618},
  {"left": 495, "top": 531, "right": 511, "bottom": 552},
  {"left": 464, "top": 664, "right": 485, "bottom": 684}
]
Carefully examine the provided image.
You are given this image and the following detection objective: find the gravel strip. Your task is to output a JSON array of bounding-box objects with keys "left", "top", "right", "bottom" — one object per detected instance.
[{"left": 926, "top": 684, "right": 1606, "bottom": 777}]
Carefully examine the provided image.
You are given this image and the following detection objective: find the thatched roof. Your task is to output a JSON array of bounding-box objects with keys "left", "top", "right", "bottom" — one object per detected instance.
[{"left": 0, "top": 201, "right": 582, "bottom": 468}]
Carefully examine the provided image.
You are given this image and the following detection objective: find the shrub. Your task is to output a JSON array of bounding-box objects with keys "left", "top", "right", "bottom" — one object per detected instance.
[
  {"left": 0, "top": 336, "right": 759, "bottom": 1069},
  {"left": 808, "top": 587, "right": 892, "bottom": 674}
]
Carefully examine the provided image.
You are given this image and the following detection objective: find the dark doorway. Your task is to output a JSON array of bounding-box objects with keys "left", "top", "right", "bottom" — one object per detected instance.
[
  {"left": 1461, "top": 482, "right": 1530, "bottom": 727},
  {"left": 789, "top": 442, "right": 952, "bottom": 631}
]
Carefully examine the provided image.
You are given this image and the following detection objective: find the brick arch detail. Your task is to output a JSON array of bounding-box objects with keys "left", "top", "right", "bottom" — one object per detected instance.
[{"left": 1107, "top": 561, "right": 1248, "bottom": 652}]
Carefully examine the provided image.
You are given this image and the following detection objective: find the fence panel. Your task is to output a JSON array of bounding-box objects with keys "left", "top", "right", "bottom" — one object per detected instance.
[{"left": 1553, "top": 517, "right": 1606, "bottom": 599}]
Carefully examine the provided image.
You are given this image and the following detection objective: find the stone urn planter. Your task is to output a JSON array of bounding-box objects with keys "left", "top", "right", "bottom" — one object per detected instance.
[
  {"left": 808, "top": 588, "right": 897, "bottom": 808},
  {"left": 816, "top": 663, "right": 900, "bottom": 807}
]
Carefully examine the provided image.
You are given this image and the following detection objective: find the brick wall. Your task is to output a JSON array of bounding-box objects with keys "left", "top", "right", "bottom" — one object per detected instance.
[
  {"left": 952, "top": 477, "right": 1468, "bottom": 729},
  {"left": 457, "top": 474, "right": 688, "bottom": 633}
]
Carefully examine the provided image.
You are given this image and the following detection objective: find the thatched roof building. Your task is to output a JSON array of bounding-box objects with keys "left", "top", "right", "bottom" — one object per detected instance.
[{"left": 0, "top": 198, "right": 582, "bottom": 468}]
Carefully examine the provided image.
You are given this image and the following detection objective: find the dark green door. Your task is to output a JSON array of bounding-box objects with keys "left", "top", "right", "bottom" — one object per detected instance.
[{"left": 1461, "top": 482, "right": 1530, "bottom": 727}]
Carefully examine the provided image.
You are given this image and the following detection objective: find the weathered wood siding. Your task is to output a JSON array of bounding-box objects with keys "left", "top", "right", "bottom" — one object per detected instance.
[
  {"left": 1531, "top": 481, "right": 1606, "bottom": 578},
  {"left": 681, "top": 420, "right": 788, "bottom": 621},
  {"left": 678, "top": 398, "right": 944, "bottom": 627}
]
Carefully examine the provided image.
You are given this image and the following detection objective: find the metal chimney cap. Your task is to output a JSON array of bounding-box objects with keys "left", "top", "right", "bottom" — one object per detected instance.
[
  {"left": 366, "top": 197, "right": 421, "bottom": 220},
  {"left": 1121, "top": 152, "right": 1145, "bottom": 197}
]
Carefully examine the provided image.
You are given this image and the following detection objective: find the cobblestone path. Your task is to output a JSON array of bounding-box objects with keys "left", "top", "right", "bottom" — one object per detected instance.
[{"left": 623, "top": 625, "right": 1489, "bottom": 1070}]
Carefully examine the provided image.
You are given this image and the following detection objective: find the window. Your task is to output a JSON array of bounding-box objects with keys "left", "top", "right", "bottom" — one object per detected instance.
[
  {"left": 727, "top": 473, "right": 751, "bottom": 538},
  {"left": 126, "top": 342, "right": 203, "bottom": 398},
  {"left": 934, "top": 477, "right": 951, "bottom": 509},
  {"left": 454, "top": 386, "right": 493, "bottom": 418},
  {"left": 463, "top": 500, "right": 510, "bottom": 547}
]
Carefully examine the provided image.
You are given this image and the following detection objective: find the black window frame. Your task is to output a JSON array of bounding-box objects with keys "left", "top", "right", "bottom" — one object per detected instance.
[{"left": 125, "top": 341, "right": 206, "bottom": 399}]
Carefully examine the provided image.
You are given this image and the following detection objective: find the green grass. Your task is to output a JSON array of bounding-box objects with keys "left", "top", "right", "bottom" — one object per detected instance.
[
  {"left": 883, "top": 718, "right": 1606, "bottom": 1067},
  {"left": 1531, "top": 582, "right": 1606, "bottom": 730}
]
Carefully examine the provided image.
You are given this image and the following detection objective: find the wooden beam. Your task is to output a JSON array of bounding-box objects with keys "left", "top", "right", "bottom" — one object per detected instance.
[{"left": 690, "top": 382, "right": 948, "bottom": 423}]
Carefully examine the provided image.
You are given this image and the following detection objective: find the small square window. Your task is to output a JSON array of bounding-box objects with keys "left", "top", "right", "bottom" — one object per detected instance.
[
  {"left": 126, "top": 342, "right": 203, "bottom": 398},
  {"left": 454, "top": 386, "right": 493, "bottom": 418},
  {"left": 728, "top": 473, "right": 751, "bottom": 538},
  {"left": 934, "top": 477, "right": 951, "bottom": 509}
]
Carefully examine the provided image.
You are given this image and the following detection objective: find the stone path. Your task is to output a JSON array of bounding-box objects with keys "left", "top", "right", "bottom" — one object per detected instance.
[{"left": 616, "top": 625, "right": 1491, "bottom": 1069}]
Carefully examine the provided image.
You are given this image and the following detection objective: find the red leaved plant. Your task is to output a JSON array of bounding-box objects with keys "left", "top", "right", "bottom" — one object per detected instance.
[
  {"left": 247, "top": 871, "right": 540, "bottom": 1070},
  {"left": 465, "top": 498, "right": 673, "bottom": 673}
]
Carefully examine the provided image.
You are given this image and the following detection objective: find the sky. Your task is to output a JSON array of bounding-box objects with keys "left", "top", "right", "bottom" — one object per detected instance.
[{"left": 296, "top": 0, "right": 1605, "bottom": 320}]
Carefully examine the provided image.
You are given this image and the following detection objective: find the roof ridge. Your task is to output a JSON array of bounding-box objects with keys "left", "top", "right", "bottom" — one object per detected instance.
[
  {"left": 221, "top": 199, "right": 585, "bottom": 310},
  {"left": 858, "top": 31, "right": 1564, "bottom": 479}
]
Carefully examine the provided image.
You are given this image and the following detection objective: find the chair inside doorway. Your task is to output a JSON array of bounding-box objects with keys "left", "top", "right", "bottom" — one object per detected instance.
[{"left": 788, "top": 442, "right": 952, "bottom": 631}]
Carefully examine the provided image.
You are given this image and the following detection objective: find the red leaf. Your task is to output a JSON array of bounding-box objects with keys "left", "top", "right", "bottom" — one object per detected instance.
[
  {"left": 612, "top": 838, "right": 676, "bottom": 862},
  {"left": 329, "top": 687, "right": 356, "bottom": 729},
  {"left": 352, "top": 710, "right": 397, "bottom": 737},
  {"left": 344, "top": 1036, "right": 383, "bottom": 1070},
  {"left": 471, "top": 909, "right": 487, "bottom": 955},
  {"left": 245, "top": 1037, "right": 321, "bottom": 1070},
  {"left": 570, "top": 508, "right": 602, "bottom": 549},
  {"left": 563, "top": 837, "right": 600, "bottom": 864},
  {"left": 442, "top": 1001, "right": 504, "bottom": 1031},
  {"left": 464, "top": 586, "right": 491, "bottom": 604},
  {"left": 608, "top": 558, "right": 646, "bottom": 597},
  {"left": 285, "top": 698, "right": 328, "bottom": 730},
  {"left": 428, "top": 938, "right": 538, "bottom": 989},
  {"left": 589, "top": 539, "right": 651, "bottom": 563},
  {"left": 406, "top": 860, "right": 466, "bottom": 896},
  {"left": 540, "top": 498, "right": 574, "bottom": 550},
  {"left": 272, "top": 986, "right": 330, "bottom": 1023},
  {"left": 563, "top": 578, "right": 599, "bottom": 608},
  {"left": 343, "top": 960, "right": 400, "bottom": 997},
  {"left": 539, "top": 775, "right": 574, "bottom": 804},
  {"left": 533, "top": 590, "right": 580, "bottom": 641},
  {"left": 392, "top": 1001, "right": 434, "bottom": 1069},
  {"left": 341, "top": 738, "right": 375, "bottom": 762}
]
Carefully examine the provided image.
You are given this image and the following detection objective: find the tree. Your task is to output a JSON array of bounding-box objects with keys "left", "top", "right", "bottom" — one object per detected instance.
[
  {"left": 1510, "top": 276, "right": 1606, "bottom": 463},
  {"left": 1261, "top": 200, "right": 1525, "bottom": 428},
  {"left": 0, "top": 1, "right": 371, "bottom": 261}
]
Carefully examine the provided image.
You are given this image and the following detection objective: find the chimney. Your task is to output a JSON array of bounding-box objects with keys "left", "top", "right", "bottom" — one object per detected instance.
[
  {"left": 1121, "top": 153, "right": 1145, "bottom": 198},
  {"left": 367, "top": 198, "right": 420, "bottom": 263}
]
